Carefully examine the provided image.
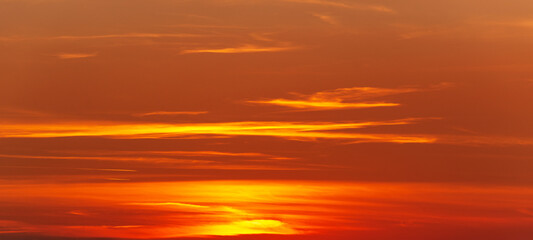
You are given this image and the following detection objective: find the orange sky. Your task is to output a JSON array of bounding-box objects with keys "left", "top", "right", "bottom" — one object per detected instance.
[{"left": 1, "top": 0, "right": 533, "bottom": 239}]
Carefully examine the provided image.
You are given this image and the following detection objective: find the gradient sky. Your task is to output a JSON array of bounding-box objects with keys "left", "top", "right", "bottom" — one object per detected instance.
[{"left": 1, "top": 0, "right": 533, "bottom": 239}]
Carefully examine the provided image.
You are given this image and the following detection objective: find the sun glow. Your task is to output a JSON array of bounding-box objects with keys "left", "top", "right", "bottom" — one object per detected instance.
[
  {"left": 0, "top": 180, "right": 531, "bottom": 238},
  {"left": 192, "top": 219, "right": 298, "bottom": 236}
]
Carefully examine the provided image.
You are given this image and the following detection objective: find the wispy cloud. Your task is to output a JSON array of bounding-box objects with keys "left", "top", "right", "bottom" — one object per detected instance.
[
  {"left": 0, "top": 149, "right": 304, "bottom": 172},
  {"left": 53, "top": 149, "right": 277, "bottom": 159},
  {"left": 134, "top": 111, "right": 208, "bottom": 117},
  {"left": 105, "top": 178, "right": 130, "bottom": 181},
  {"left": 248, "top": 86, "right": 417, "bottom": 110},
  {"left": 0, "top": 33, "right": 206, "bottom": 43},
  {"left": 55, "top": 53, "right": 98, "bottom": 59},
  {"left": 509, "top": 20, "right": 533, "bottom": 28},
  {"left": 170, "top": 23, "right": 249, "bottom": 29},
  {"left": 285, "top": 0, "right": 395, "bottom": 13},
  {"left": 250, "top": 99, "right": 398, "bottom": 109},
  {"left": 52, "top": 33, "right": 203, "bottom": 40},
  {"left": 249, "top": 84, "right": 452, "bottom": 110},
  {"left": 0, "top": 36, "right": 30, "bottom": 42},
  {"left": 435, "top": 135, "right": 533, "bottom": 146},
  {"left": 0, "top": 220, "right": 33, "bottom": 235},
  {"left": 472, "top": 19, "right": 533, "bottom": 29},
  {"left": 0, "top": 153, "right": 208, "bottom": 164},
  {"left": 181, "top": 44, "right": 297, "bottom": 54},
  {"left": 0, "top": 154, "right": 305, "bottom": 172},
  {"left": 0, "top": 119, "right": 434, "bottom": 143},
  {"left": 312, "top": 13, "right": 338, "bottom": 25},
  {"left": 126, "top": 202, "right": 210, "bottom": 209},
  {"left": 114, "top": 150, "right": 270, "bottom": 158},
  {"left": 76, "top": 168, "right": 137, "bottom": 172},
  {"left": 68, "top": 210, "right": 89, "bottom": 216},
  {"left": 249, "top": 33, "right": 277, "bottom": 42},
  {"left": 0, "top": 108, "right": 50, "bottom": 118}
]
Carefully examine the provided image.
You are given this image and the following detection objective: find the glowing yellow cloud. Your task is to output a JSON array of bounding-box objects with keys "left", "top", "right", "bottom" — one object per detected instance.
[
  {"left": 250, "top": 99, "right": 399, "bottom": 109},
  {"left": 0, "top": 119, "right": 435, "bottom": 143},
  {"left": 248, "top": 86, "right": 421, "bottom": 110},
  {"left": 251, "top": 84, "right": 453, "bottom": 110}
]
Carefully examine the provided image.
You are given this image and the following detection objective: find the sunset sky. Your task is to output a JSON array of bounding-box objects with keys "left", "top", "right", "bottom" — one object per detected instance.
[{"left": 1, "top": 0, "right": 533, "bottom": 239}]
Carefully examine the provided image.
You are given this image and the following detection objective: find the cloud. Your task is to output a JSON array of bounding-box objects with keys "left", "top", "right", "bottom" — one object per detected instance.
[
  {"left": 285, "top": 0, "right": 395, "bottom": 13},
  {"left": 0, "top": 153, "right": 210, "bottom": 164},
  {"left": 472, "top": 19, "right": 533, "bottom": 29},
  {"left": 113, "top": 150, "right": 270, "bottom": 157},
  {"left": 509, "top": 20, "right": 533, "bottom": 28},
  {"left": 171, "top": 24, "right": 249, "bottom": 29},
  {"left": 55, "top": 53, "right": 97, "bottom": 59},
  {"left": 134, "top": 111, "right": 208, "bottom": 117},
  {"left": 250, "top": 99, "right": 399, "bottom": 109},
  {"left": 0, "top": 150, "right": 305, "bottom": 172},
  {"left": 181, "top": 44, "right": 297, "bottom": 54},
  {"left": 248, "top": 86, "right": 417, "bottom": 110},
  {"left": 0, "top": 33, "right": 206, "bottom": 43},
  {"left": 53, "top": 149, "right": 280, "bottom": 159},
  {"left": 434, "top": 135, "right": 533, "bottom": 146},
  {"left": 249, "top": 84, "right": 452, "bottom": 110},
  {"left": 51, "top": 33, "right": 203, "bottom": 40},
  {"left": 0, "top": 119, "right": 435, "bottom": 143},
  {"left": 76, "top": 168, "right": 137, "bottom": 172},
  {"left": 0, "top": 36, "right": 30, "bottom": 42},
  {"left": 0, "top": 220, "right": 33, "bottom": 235},
  {"left": 126, "top": 202, "right": 210, "bottom": 209},
  {"left": 105, "top": 178, "right": 130, "bottom": 181},
  {"left": 312, "top": 13, "right": 338, "bottom": 25},
  {"left": 0, "top": 108, "right": 50, "bottom": 118},
  {"left": 68, "top": 210, "right": 89, "bottom": 216},
  {"left": 249, "top": 33, "right": 277, "bottom": 42}
]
